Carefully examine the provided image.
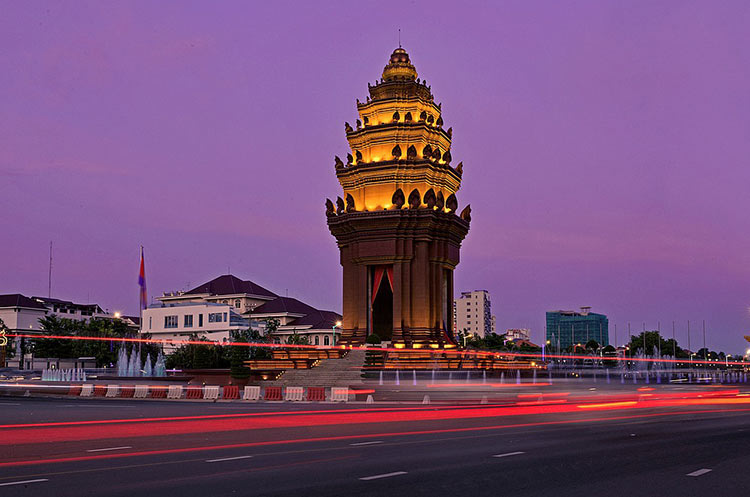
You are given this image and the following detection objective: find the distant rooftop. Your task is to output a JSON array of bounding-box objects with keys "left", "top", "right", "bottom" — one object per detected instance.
[{"left": 182, "top": 274, "right": 277, "bottom": 299}]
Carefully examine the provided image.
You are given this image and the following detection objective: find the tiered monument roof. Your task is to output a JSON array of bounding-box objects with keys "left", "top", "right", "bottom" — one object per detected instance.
[{"left": 328, "top": 47, "right": 468, "bottom": 220}]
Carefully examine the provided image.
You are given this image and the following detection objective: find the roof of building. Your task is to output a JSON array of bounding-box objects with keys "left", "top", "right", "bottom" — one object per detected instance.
[
  {"left": 252, "top": 297, "right": 341, "bottom": 330},
  {"left": 0, "top": 294, "right": 47, "bottom": 310},
  {"left": 184, "top": 274, "right": 277, "bottom": 299},
  {"left": 251, "top": 296, "right": 318, "bottom": 316},
  {"left": 287, "top": 310, "right": 341, "bottom": 329},
  {"left": 32, "top": 296, "right": 103, "bottom": 312}
]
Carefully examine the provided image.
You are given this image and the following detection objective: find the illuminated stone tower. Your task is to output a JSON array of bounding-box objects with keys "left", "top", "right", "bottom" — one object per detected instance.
[{"left": 326, "top": 47, "right": 471, "bottom": 347}]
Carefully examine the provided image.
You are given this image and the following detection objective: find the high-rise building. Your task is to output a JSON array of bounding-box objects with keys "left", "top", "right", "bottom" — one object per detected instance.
[
  {"left": 546, "top": 307, "right": 609, "bottom": 350},
  {"left": 454, "top": 290, "right": 494, "bottom": 338}
]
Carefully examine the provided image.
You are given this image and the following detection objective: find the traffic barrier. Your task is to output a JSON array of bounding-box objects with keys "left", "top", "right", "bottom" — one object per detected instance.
[
  {"left": 264, "top": 386, "right": 282, "bottom": 401},
  {"left": 119, "top": 385, "right": 135, "bottom": 398},
  {"left": 306, "top": 387, "right": 326, "bottom": 402},
  {"left": 284, "top": 386, "right": 304, "bottom": 401},
  {"left": 105, "top": 385, "right": 120, "bottom": 398},
  {"left": 366, "top": 394, "right": 374, "bottom": 404},
  {"left": 204, "top": 385, "right": 220, "bottom": 400},
  {"left": 94, "top": 385, "right": 107, "bottom": 397},
  {"left": 330, "top": 387, "right": 349, "bottom": 402},
  {"left": 134, "top": 385, "right": 149, "bottom": 398},
  {"left": 186, "top": 386, "right": 203, "bottom": 399},
  {"left": 422, "top": 395, "right": 430, "bottom": 405},
  {"left": 223, "top": 385, "right": 239, "bottom": 400},
  {"left": 166, "top": 385, "right": 182, "bottom": 399},
  {"left": 80, "top": 384, "right": 94, "bottom": 397},
  {"left": 242, "top": 385, "right": 260, "bottom": 401},
  {"left": 150, "top": 386, "right": 168, "bottom": 398},
  {"left": 68, "top": 385, "right": 82, "bottom": 396}
]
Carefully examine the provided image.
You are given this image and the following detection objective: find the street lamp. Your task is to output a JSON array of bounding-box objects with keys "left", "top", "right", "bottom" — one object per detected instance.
[{"left": 332, "top": 321, "right": 342, "bottom": 346}]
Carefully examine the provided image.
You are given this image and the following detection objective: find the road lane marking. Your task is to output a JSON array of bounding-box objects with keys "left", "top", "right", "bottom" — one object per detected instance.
[
  {"left": 493, "top": 451, "right": 525, "bottom": 458},
  {"left": 687, "top": 468, "right": 712, "bottom": 477},
  {"left": 360, "top": 471, "right": 408, "bottom": 481},
  {"left": 86, "top": 446, "right": 132, "bottom": 453},
  {"left": 0, "top": 479, "right": 49, "bottom": 487},
  {"left": 350, "top": 441, "right": 384, "bottom": 446},
  {"left": 206, "top": 455, "right": 254, "bottom": 463}
]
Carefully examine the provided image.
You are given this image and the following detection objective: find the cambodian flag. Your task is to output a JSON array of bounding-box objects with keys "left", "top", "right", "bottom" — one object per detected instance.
[{"left": 138, "top": 247, "right": 147, "bottom": 311}]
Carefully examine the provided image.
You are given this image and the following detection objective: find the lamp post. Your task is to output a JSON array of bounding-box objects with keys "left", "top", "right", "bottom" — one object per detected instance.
[{"left": 332, "top": 321, "right": 342, "bottom": 346}]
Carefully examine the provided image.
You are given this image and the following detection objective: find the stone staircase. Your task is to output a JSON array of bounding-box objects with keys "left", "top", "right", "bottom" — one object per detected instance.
[{"left": 267, "top": 350, "right": 366, "bottom": 387}]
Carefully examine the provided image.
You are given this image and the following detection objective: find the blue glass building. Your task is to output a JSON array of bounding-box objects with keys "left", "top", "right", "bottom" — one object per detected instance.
[{"left": 546, "top": 307, "right": 609, "bottom": 351}]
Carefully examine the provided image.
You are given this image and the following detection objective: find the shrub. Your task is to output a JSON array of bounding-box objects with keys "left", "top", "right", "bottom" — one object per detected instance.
[{"left": 365, "top": 333, "right": 382, "bottom": 345}]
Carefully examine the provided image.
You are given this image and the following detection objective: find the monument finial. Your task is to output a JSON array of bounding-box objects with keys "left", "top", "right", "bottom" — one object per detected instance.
[{"left": 398, "top": 28, "right": 401, "bottom": 48}]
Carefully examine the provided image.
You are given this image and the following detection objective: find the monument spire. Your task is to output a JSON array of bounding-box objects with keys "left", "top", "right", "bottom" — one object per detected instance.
[{"left": 326, "top": 47, "right": 471, "bottom": 347}]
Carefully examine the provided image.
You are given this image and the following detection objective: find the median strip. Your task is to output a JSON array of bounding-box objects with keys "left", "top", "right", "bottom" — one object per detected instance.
[{"left": 687, "top": 468, "right": 712, "bottom": 477}]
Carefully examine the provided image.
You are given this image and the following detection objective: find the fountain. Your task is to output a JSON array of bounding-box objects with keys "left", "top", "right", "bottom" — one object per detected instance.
[
  {"left": 379, "top": 370, "right": 383, "bottom": 385},
  {"left": 395, "top": 369, "right": 400, "bottom": 386},
  {"left": 515, "top": 370, "right": 521, "bottom": 385},
  {"left": 413, "top": 370, "right": 417, "bottom": 386},
  {"left": 143, "top": 353, "right": 153, "bottom": 377}
]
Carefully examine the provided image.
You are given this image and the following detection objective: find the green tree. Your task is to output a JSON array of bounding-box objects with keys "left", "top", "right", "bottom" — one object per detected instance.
[
  {"left": 229, "top": 329, "right": 252, "bottom": 379},
  {"left": 165, "top": 334, "right": 229, "bottom": 369},
  {"left": 286, "top": 332, "right": 309, "bottom": 345},
  {"left": 34, "top": 315, "right": 160, "bottom": 368},
  {"left": 585, "top": 339, "right": 600, "bottom": 352}
]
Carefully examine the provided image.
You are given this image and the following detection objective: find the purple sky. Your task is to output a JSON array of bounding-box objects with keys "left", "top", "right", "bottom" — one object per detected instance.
[{"left": 2, "top": 1, "right": 750, "bottom": 352}]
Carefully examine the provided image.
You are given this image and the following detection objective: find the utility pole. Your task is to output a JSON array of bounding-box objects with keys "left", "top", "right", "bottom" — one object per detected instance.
[
  {"left": 48, "top": 241, "right": 53, "bottom": 298},
  {"left": 688, "top": 319, "right": 693, "bottom": 369}
]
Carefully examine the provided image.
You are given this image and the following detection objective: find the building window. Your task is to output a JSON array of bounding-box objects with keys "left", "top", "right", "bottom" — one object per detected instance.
[
  {"left": 184, "top": 315, "right": 193, "bottom": 328},
  {"left": 198, "top": 314, "right": 203, "bottom": 327},
  {"left": 234, "top": 299, "right": 241, "bottom": 308},
  {"left": 149, "top": 317, "right": 152, "bottom": 329},
  {"left": 324, "top": 336, "right": 330, "bottom": 345},
  {"left": 223, "top": 313, "right": 227, "bottom": 322},
  {"left": 164, "top": 315, "right": 178, "bottom": 329},
  {"left": 208, "top": 312, "right": 223, "bottom": 323},
  {"left": 314, "top": 336, "right": 319, "bottom": 345}
]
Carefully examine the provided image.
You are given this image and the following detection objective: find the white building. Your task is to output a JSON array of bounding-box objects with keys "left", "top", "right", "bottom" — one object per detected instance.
[
  {"left": 146, "top": 275, "right": 342, "bottom": 345},
  {"left": 505, "top": 328, "right": 530, "bottom": 341},
  {"left": 141, "top": 301, "right": 255, "bottom": 348},
  {"left": 454, "top": 290, "right": 495, "bottom": 338},
  {"left": 0, "top": 294, "right": 122, "bottom": 368}
]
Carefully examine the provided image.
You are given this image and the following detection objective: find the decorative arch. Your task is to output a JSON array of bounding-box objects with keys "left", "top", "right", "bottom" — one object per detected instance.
[{"left": 408, "top": 189, "right": 421, "bottom": 209}]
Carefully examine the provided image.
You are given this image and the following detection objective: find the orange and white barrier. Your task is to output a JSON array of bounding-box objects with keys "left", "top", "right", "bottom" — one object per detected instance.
[
  {"left": 330, "top": 387, "right": 349, "bottom": 402},
  {"left": 243, "top": 385, "right": 260, "bottom": 401},
  {"left": 204, "top": 385, "right": 220, "bottom": 400},
  {"left": 80, "top": 384, "right": 94, "bottom": 397},
  {"left": 167, "top": 385, "right": 183, "bottom": 399},
  {"left": 134, "top": 385, "right": 149, "bottom": 398},
  {"left": 284, "top": 386, "right": 304, "bottom": 401},
  {"left": 105, "top": 384, "right": 120, "bottom": 397}
]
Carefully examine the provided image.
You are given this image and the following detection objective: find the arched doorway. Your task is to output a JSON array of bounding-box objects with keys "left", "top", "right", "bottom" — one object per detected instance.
[{"left": 370, "top": 266, "right": 393, "bottom": 341}]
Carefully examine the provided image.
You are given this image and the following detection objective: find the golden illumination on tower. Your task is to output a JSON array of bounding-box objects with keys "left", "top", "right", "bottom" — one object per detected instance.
[{"left": 331, "top": 47, "right": 464, "bottom": 214}]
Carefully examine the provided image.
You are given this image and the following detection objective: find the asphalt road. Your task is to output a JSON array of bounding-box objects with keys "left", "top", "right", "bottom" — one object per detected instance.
[{"left": 1, "top": 383, "right": 750, "bottom": 497}]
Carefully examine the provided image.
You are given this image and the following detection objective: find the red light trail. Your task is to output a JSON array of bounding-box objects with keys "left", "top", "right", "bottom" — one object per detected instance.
[
  {"left": 2, "top": 407, "right": 749, "bottom": 469},
  {"left": 8, "top": 333, "right": 748, "bottom": 367}
]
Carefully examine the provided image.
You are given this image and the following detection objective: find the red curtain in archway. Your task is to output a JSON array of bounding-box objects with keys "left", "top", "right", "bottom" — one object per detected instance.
[{"left": 370, "top": 265, "right": 393, "bottom": 333}]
